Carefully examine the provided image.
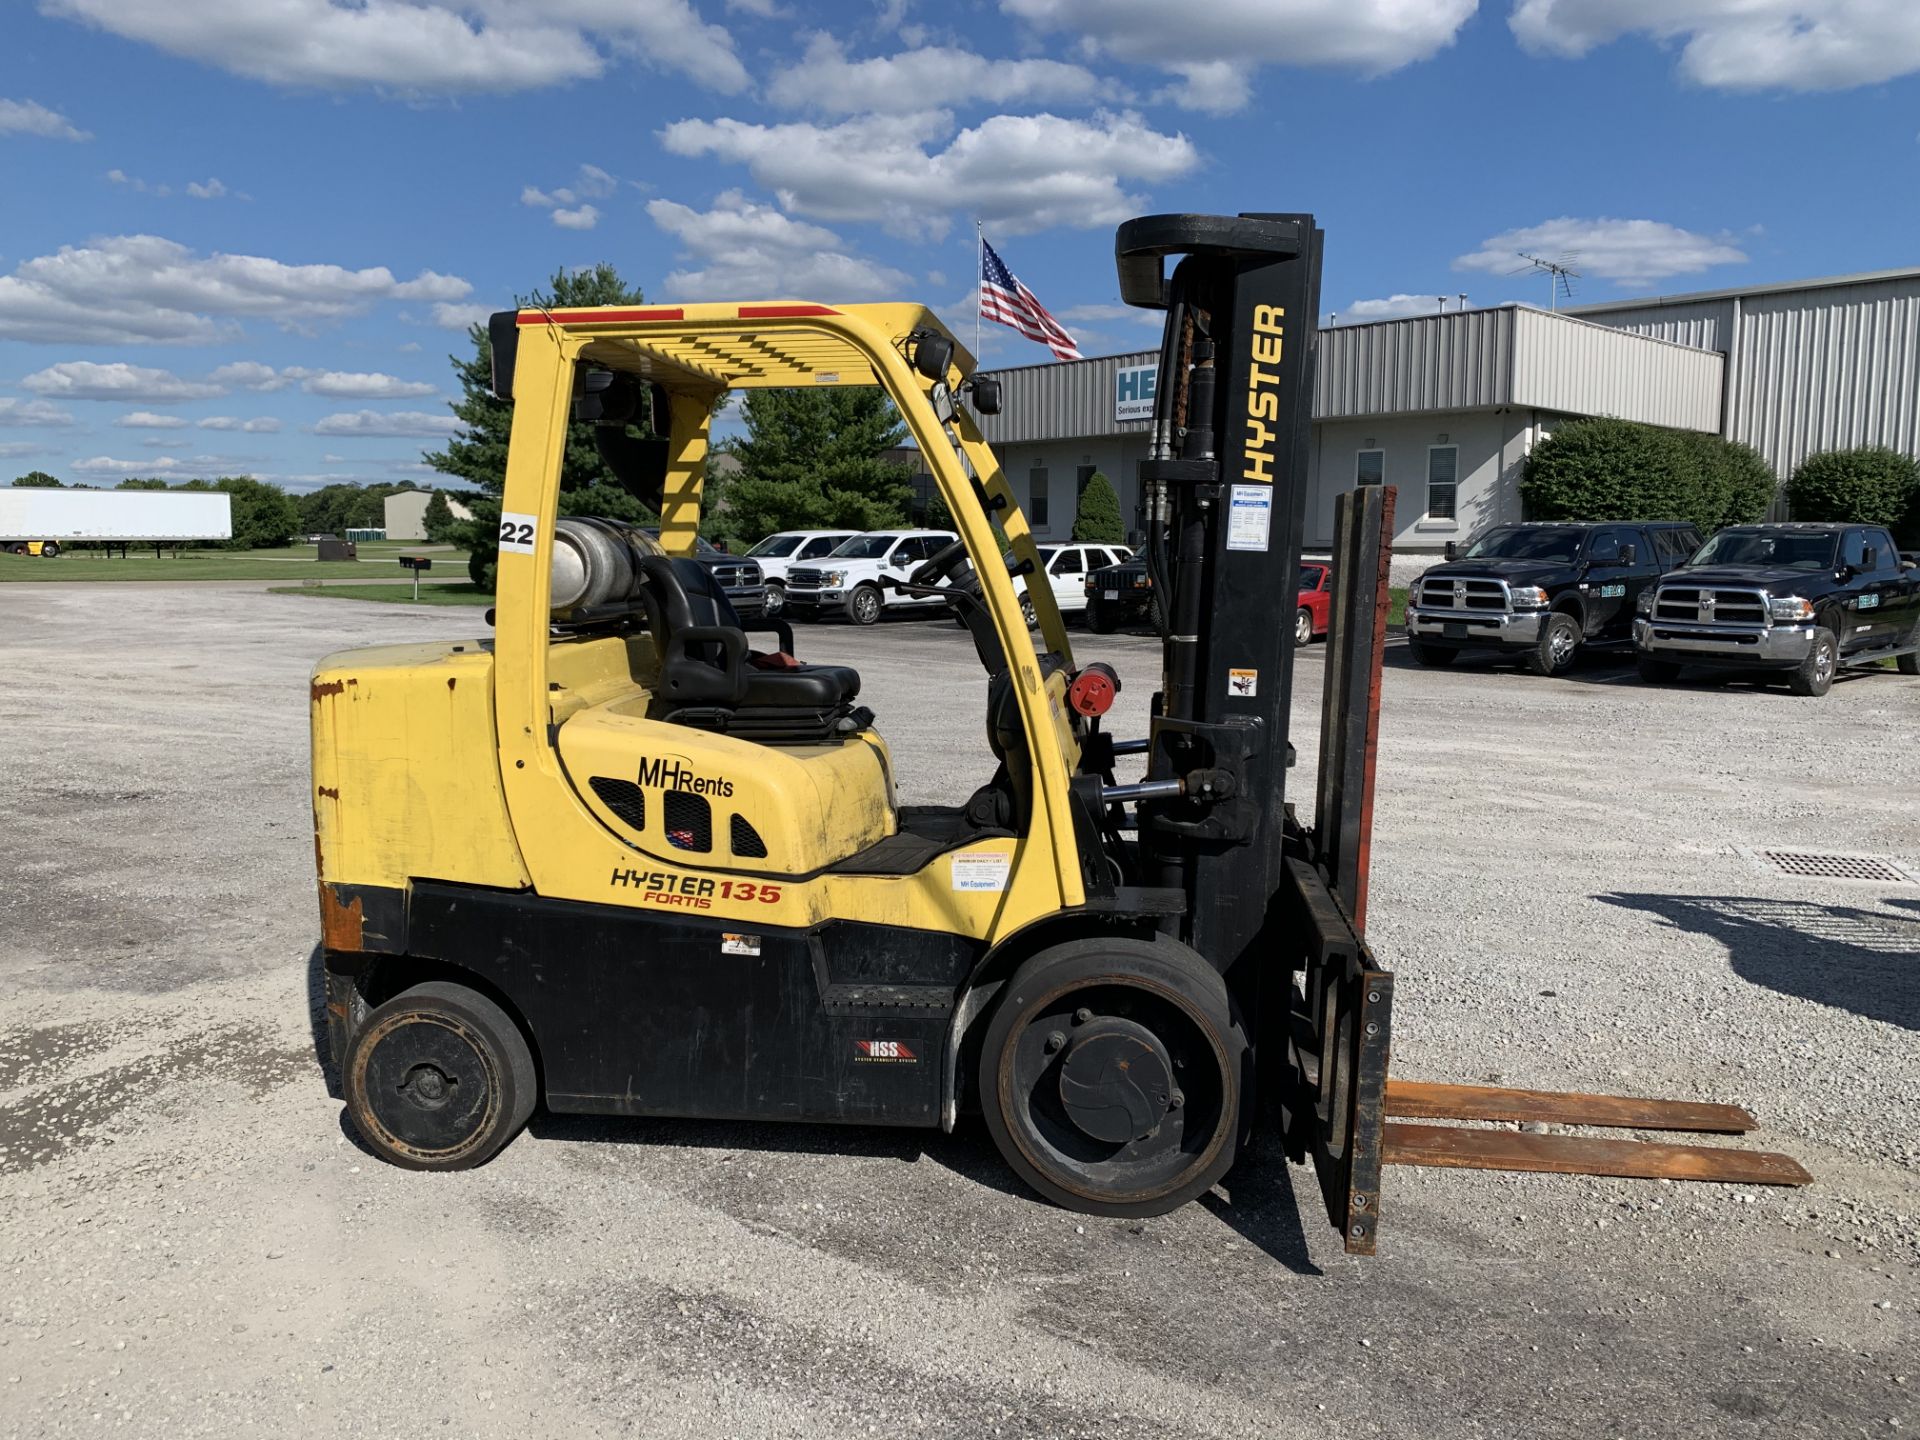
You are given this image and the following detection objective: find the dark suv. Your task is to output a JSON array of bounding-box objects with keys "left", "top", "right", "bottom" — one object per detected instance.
[
  {"left": 1634, "top": 522, "right": 1920, "bottom": 696},
  {"left": 1406, "top": 520, "right": 1703, "bottom": 676},
  {"left": 641, "top": 529, "right": 764, "bottom": 619}
]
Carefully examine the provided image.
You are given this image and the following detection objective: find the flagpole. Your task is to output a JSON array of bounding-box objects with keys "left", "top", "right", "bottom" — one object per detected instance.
[{"left": 975, "top": 219, "right": 983, "bottom": 364}]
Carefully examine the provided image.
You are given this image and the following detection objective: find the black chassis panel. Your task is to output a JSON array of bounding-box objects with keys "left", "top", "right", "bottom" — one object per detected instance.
[{"left": 400, "top": 882, "right": 978, "bottom": 1127}]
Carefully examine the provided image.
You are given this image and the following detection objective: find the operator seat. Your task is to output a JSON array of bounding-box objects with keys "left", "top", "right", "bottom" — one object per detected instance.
[{"left": 637, "top": 555, "right": 868, "bottom": 739}]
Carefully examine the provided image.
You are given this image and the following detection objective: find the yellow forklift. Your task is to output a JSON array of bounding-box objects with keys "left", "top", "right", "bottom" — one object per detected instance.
[{"left": 312, "top": 214, "right": 1808, "bottom": 1250}]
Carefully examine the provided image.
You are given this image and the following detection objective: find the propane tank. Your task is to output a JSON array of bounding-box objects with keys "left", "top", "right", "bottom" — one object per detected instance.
[{"left": 549, "top": 517, "right": 664, "bottom": 614}]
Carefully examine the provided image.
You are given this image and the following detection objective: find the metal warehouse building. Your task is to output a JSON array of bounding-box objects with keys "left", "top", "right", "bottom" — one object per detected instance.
[{"left": 973, "top": 267, "right": 1920, "bottom": 553}]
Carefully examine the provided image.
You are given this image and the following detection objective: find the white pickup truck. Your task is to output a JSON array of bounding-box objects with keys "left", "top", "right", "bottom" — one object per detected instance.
[
  {"left": 782, "top": 529, "right": 960, "bottom": 625},
  {"left": 742, "top": 528, "right": 860, "bottom": 616}
]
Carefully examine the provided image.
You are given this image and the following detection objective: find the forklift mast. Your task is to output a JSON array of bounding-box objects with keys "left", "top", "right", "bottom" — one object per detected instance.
[{"left": 1116, "top": 214, "right": 1322, "bottom": 973}]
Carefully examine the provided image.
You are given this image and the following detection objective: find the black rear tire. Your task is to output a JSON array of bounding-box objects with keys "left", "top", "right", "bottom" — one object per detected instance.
[
  {"left": 1525, "top": 611, "right": 1582, "bottom": 677},
  {"left": 1787, "top": 627, "right": 1837, "bottom": 697},
  {"left": 978, "top": 937, "right": 1247, "bottom": 1218},
  {"left": 1407, "top": 636, "right": 1457, "bottom": 667},
  {"left": 1636, "top": 655, "right": 1681, "bottom": 683},
  {"left": 344, "top": 980, "right": 537, "bottom": 1171}
]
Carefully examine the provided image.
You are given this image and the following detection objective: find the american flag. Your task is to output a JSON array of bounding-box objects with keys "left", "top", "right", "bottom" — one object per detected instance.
[{"left": 979, "top": 237, "right": 1081, "bottom": 361}]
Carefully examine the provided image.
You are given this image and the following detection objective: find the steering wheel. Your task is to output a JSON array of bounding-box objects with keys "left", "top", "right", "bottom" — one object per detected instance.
[{"left": 901, "top": 538, "right": 1004, "bottom": 676}]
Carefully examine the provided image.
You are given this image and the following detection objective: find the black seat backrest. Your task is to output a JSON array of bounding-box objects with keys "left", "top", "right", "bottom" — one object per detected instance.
[{"left": 638, "top": 555, "right": 749, "bottom": 704}]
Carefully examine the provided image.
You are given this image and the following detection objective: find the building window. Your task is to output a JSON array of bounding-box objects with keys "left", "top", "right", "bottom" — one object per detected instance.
[
  {"left": 1426, "top": 446, "right": 1458, "bottom": 521},
  {"left": 1356, "top": 449, "right": 1384, "bottom": 486},
  {"left": 1029, "top": 466, "right": 1050, "bottom": 528}
]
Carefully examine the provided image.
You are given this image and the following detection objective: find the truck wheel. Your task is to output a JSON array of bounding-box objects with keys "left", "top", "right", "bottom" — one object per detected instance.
[
  {"left": 844, "top": 584, "right": 882, "bottom": 626},
  {"left": 1897, "top": 616, "right": 1920, "bottom": 676},
  {"left": 40, "top": 541, "right": 59, "bottom": 558},
  {"left": 1294, "top": 606, "right": 1314, "bottom": 647},
  {"left": 1636, "top": 655, "right": 1681, "bottom": 684},
  {"left": 343, "top": 980, "right": 537, "bottom": 1171},
  {"left": 762, "top": 581, "right": 785, "bottom": 618},
  {"left": 1086, "top": 598, "right": 1116, "bottom": 634},
  {"left": 1787, "top": 627, "right": 1837, "bottom": 697},
  {"left": 1526, "top": 611, "right": 1582, "bottom": 677},
  {"left": 1146, "top": 593, "right": 1165, "bottom": 632},
  {"left": 979, "top": 937, "right": 1247, "bottom": 1218},
  {"left": 1407, "top": 636, "right": 1457, "bottom": 667},
  {"left": 1020, "top": 593, "right": 1038, "bottom": 629}
]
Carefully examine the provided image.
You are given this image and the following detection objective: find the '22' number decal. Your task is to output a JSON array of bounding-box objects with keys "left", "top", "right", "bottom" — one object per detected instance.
[{"left": 497, "top": 512, "right": 538, "bottom": 554}]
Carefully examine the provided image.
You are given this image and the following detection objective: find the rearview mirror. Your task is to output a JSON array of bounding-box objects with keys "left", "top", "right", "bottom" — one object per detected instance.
[
  {"left": 1618, "top": 543, "right": 1636, "bottom": 566},
  {"left": 1443, "top": 541, "right": 1458, "bottom": 561},
  {"left": 1860, "top": 545, "right": 1877, "bottom": 570}
]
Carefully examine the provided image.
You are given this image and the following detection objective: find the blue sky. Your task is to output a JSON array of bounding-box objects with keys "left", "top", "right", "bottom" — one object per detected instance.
[{"left": 2, "top": 1, "right": 1916, "bottom": 492}]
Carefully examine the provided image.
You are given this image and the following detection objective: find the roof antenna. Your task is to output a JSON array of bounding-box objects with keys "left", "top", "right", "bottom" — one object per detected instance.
[{"left": 1514, "top": 253, "right": 1580, "bottom": 311}]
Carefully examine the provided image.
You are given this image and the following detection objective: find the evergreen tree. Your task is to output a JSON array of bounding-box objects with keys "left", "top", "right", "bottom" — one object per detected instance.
[
  {"left": 11, "top": 471, "right": 62, "bottom": 487},
  {"left": 424, "top": 263, "right": 658, "bottom": 590},
  {"left": 115, "top": 478, "right": 173, "bottom": 490},
  {"left": 1071, "top": 471, "right": 1123, "bottom": 542},
  {"left": 422, "top": 491, "right": 457, "bottom": 542},
  {"left": 720, "top": 388, "right": 915, "bottom": 542}
]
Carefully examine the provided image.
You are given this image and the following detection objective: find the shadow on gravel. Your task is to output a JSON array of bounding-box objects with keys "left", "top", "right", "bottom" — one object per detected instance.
[
  {"left": 527, "top": 1110, "right": 1033, "bottom": 1201},
  {"left": 1199, "top": 1142, "right": 1320, "bottom": 1276},
  {"left": 304, "top": 944, "right": 340, "bottom": 1099},
  {"left": 1599, "top": 893, "right": 1920, "bottom": 1030}
]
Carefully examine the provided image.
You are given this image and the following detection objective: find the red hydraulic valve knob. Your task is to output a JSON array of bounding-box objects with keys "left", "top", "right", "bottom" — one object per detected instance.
[{"left": 1067, "top": 662, "right": 1121, "bottom": 718}]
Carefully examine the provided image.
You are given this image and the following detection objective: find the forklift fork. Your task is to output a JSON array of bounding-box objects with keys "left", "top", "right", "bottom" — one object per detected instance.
[{"left": 1285, "top": 484, "right": 1811, "bottom": 1256}]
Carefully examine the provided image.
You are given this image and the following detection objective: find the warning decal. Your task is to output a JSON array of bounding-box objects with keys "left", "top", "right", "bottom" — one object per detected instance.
[
  {"left": 951, "top": 852, "right": 1012, "bottom": 892},
  {"left": 1228, "top": 667, "right": 1258, "bottom": 698}
]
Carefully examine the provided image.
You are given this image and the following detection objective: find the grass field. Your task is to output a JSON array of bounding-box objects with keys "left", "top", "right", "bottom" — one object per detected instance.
[
  {"left": 0, "top": 540, "right": 457, "bottom": 582},
  {"left": 269, "top": 581, "right": 494, "bottom": 606}
]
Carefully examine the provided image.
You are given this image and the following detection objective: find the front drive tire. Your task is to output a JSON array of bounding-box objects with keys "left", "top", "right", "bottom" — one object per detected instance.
[
  {"left": 343, "top": 981, "right": 538, "bottom": 1171},
  {"left": 1407, "top": 635, "right": 1457, "bottom": 667},
  {"left": 844, "top": 584, "right": 882, "bottom": 626},
  {"left": 1636, "top": 654, "right": 1681, "bottom": 683},
  {"left": 1525, "top": 611, "right": 1583, "bottom": 677},
  {"left": 979, "top": 937, "right": 1248, "bottom": 1218},
  {"left": 1787, "top": 626, "right": 1837, "bottom": 697}
]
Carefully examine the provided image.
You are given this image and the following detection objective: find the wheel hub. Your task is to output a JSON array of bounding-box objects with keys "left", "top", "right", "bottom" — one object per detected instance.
[
  {"left": 399, "top": 1062, "right": 457, "bottom": 1110},
  {"left": 1056, "top": 1016, "right": 1173, "bottom": 1144}
]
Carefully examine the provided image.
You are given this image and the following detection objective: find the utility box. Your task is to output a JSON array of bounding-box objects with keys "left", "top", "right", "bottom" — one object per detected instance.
[{"left": 317, "top": 539, "right": 358, "bottom": 561}]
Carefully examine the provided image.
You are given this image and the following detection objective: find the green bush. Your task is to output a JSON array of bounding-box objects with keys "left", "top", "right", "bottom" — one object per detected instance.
[
  {"left": 1787, "top": 447, "right": 1920, "bottom": 544},
  {"left": 1071, "top": 471, "right": 1124, "bottom": 542},
  {"left": 1521, "top": 417, "right": 1776, "bottom": 531}
]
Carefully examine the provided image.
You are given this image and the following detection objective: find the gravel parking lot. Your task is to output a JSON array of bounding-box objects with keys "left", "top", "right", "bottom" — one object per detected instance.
[{"left": 2, "top": 583, "right": 1915, "bottom": 1439}]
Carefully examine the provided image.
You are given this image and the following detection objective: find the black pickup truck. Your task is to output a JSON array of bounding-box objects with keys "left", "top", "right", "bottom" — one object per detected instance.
[
  {"left": 1406, "top": 520, "right": 1703, "bottom": 675},
  {"left": 1633, "top": 522, "right": 1920, "bottom": 696}
]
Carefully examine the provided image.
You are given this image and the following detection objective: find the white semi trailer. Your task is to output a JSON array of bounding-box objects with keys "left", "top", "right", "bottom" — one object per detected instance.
[{"left": 0, "top": 489, "right": 233, "bottom": 557}]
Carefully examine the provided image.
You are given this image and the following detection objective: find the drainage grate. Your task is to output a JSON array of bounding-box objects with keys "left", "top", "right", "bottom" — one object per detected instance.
[{"left": 1756, "top": 849, "right": 1915, "bottom": 884}]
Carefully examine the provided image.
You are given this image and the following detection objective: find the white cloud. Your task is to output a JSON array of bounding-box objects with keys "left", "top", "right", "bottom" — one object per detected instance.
[
  {"left": 648, "top": 191, "right": 916, "bottom": 301},
  {"left": 21, "top": 361, "right": 226, "bottom": 402},
  {"left": 197, "top": 415, "right": 282, "bottom": 432},
  {"left": 521, "top": 163, "right": 619, "bottom": 209},
  {"left": 1058, "top": 302, "right": 1161, "bottom": 326},
  {"left": 113, "top": 410, "right": 191, "bottom": 428},
  {"left": 42, "top": 0, "right": 750, "bottom": 96},
  {"left": 430, "top": 301, "right": 492, "bottom": 330},
  {"left": 998, "top": 0, "right": 1476, "bottom": 111},
  {"left": 298, "top": 369, "right": 437, "bottom": 398},
  {"left": 660, "top": 109, "right": 1198, "bottom": 237},
  {"left": 312, "top": 409, "right": 461, "bottom": 437},
  {"left": 71, "top": 452, "right": 254, "bottom": 475},
  {"left": 210, "top": 360, "right": 293, "bottom": 390},
  {"left": 0, "top": 98, "right": 91, "bottom": 140},
  {"left": 551, "top": 203, "right": 601, "bottom": 230},
  {"left": 142, "top": 437, "right": 191, "bottom": 448},
  {"left": 0, "top": 234, "right": 470, "bottom": 344},
  {"left": 1454, "top": 217, "right": 1748, "bottom": 287},
  {"left": 185, "top": 177, "right": 227, "bottom": 199},
  {"left": 1336, "top": 293, "right": 1452, "bottom": 323},
  {"left": 1510, "top": 0, "right": 1920, "bottom": 91},
  {"left": 0, "top": 441, "right": 50, "bottom": 457},
  {"left": 0, "top": 397, "right": 79, "bottom": 427},
  {"left": 107, "top": 167, "right": 170, "bottom": 196},
  {"left": 766, "top": 33, "right": 1104, "bottom": 115}
]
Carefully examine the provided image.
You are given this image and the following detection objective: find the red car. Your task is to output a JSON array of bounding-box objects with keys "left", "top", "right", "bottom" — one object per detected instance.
[{"left": 1296, "top": 562, "right": 1333, "bottom": 645}]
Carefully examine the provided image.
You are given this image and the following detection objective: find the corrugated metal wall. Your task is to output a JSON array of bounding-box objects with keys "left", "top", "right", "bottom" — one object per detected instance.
[
  {"left": 1581, "top": 273, "right": 1920, "bottom": 476},
  {"left": 1315, "top": 308, "right": 1513, "bottom": 417},
  {"left": 1730, "top": 280, "right": 1920, "bottom": 476},
  {"left": 1510, "top": 309, "right": 1723, "bottom": 432},
  {"left": 973, "top": 350, "right": 1153, "bottom": 447}
]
